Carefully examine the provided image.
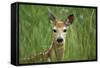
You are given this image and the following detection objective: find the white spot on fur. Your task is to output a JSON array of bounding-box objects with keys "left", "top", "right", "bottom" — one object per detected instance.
[
  {"left": 53, "top": 26, "right": 57, "bottom": 29},
  {"left": 48, "top": 58, "right": 51, "bottom": 62},
  {"left": 63, "top": 27, "right": 66, "bottom": 29}
]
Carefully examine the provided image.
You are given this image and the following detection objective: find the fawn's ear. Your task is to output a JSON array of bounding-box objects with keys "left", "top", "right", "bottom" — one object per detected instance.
[
  {"left": 64, "top": 14, "right": 74, "bottom": 26},
  {"left": 49, "top": 12, "right": 56, "bottom": 25}
]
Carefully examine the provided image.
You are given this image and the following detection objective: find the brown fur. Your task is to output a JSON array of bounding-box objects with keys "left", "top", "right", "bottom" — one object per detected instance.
[{"left": 55, "top": 20, "right": 65, "bottom": 28}]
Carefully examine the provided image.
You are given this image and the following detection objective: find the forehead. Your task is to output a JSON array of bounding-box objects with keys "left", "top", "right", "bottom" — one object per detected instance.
[{"left": 54, "top": 21, "right": 66, "bottom": 28}]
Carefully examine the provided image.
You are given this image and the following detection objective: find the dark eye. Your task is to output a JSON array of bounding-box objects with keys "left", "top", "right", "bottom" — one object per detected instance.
[
  {"left": 53, "top": 29, "right": 57, "bottom": 32},
  {"left": 63, "top": 29, "right": 67, "bottom": 32}
]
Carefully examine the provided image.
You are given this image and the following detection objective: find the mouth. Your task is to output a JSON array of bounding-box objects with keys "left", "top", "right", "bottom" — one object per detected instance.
[{"left": 56, "top": 41, "right": 64, "bottom": 45}]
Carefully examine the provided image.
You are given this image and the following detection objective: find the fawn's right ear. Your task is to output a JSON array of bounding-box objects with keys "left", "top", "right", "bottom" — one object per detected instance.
[
  {"left": 49, "top": 12, "right": 56, "bottom": 25},
  {"left": 64, "top": 14, "right": 74, "bottom": 26}
]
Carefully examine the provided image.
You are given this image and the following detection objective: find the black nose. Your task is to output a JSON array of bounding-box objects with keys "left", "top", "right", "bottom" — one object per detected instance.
[{"left": 57, "top": 38, "right": 63, "bottom": 43}]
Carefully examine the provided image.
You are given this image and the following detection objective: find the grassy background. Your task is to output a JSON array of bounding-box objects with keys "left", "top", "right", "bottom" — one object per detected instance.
[{"left": 19, "top": 4, "right": 96, "bottom": 64}]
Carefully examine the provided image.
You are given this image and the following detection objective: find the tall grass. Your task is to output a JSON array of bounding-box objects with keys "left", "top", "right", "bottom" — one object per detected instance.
[{"left": 19, "top": 4, "right": 96, "bottom": 64}]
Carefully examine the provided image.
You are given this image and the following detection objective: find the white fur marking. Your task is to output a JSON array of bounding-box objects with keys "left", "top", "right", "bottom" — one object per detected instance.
[
  {"left": 53, "top": 26, "right": 57, "bottom": 29},
  {"left": 63, "top": 27, "right": 66, "bottom": 29},
  {"left": 48, "top": 58, "right": 51, "bottom": 62}
]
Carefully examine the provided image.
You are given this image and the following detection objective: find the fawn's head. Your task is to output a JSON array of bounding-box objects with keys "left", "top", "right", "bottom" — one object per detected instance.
[{"left": 49, "top": 13, "right": 74, "bottom": 45}]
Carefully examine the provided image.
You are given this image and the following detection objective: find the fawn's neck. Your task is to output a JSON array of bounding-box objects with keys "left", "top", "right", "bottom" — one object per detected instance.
[{"left": 52, "top": 40, "right": 65, "bottom": 60}]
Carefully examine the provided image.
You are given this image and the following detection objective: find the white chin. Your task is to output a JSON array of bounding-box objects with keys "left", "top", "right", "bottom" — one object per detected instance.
[{"left": 57, "top": 42, "right": 63, "bottom": 45}]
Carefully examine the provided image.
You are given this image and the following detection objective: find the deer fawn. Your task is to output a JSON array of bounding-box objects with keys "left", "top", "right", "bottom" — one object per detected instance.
[
  {"left": 34, "top": 12, "right": 74, "bottom": 62},
  {"left": 21, "top": 12, "right": 74, "bottom": 63},
  {"left": 44, "top": 13, "right": 74, "bottom": 62}
]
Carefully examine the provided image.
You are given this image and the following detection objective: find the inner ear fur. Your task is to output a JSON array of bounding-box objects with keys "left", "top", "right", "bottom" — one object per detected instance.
[
  {"left": 64, "top": 14, "right": 74, "bottom": 26},
  {"left": 49, "top": 12, "right": 57, "bottom": 25}
]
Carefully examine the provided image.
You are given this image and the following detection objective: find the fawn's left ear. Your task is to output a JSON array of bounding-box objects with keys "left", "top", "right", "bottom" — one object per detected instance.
[
  {"left": 48, "top": 12, "right": 57, "bottom": 25},
  {"left": 64, "top": 14, "right": 74, "bottom": 26}
]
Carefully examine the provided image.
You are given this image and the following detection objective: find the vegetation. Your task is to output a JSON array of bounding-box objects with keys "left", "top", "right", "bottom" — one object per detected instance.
[{"left": 19, "top": 4, "right": 96, "bottom": 64}]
